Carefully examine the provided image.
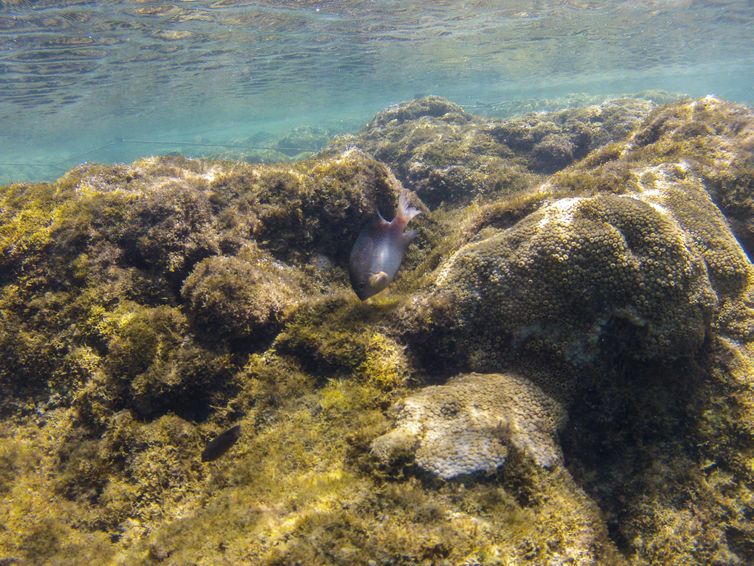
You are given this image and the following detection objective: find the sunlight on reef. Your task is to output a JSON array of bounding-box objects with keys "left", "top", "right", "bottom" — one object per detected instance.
[{"left": 0, "top": 96, "right": 752, "bottom": 564}]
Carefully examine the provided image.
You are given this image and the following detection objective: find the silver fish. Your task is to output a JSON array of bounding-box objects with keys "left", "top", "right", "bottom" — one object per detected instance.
[{"left": 349, "top": 192, "right": 421, "bottom": 300}]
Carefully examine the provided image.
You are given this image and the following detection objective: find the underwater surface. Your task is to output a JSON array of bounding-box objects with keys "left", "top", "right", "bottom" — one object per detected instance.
[
  {"left": 1, "top": 0, "right": 753, "bottom": 183},
  {"left": 1, "top": 1, "right": 754, "bottom": 565}
]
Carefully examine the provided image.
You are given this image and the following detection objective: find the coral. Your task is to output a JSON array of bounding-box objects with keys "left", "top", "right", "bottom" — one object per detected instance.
[
  {"left": 407, "top": 192, "right": 718, "bottom": 376},
  {"left": 112, "top": 368, "right": 612, "bottom": 565},
  {"left": 406, "top": 99, "right": 753, "bottom": 377},
  {"left": 372, "top": 372, "right": 566, "bottom": 479},
  {"left": 0, "top": 96, "right": 752, "bottom": 565},
  {"left": 626, "top": 96, "right": 754, "bottom": 258},
  {"left": 394, "top": 96, "right": 754, "bottom": 562}
]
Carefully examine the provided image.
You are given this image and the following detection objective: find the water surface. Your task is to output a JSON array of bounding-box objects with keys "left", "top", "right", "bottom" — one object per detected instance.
[{"left": 1, "top": 0, "right": 752, "bottom": 183}]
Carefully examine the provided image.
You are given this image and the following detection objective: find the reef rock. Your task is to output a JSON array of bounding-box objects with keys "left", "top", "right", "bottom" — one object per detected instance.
[
  {"left": 328, "top": 95, "right": 656, "bottom": 206},
  {"left": 407, "top": 98, "right": 753, "bottom": 377},
  {"left": 0, "top": 96, "right": 752, "bottom": 565},
  {"left": 626, "top": 95, "right": 754, "bottom": 258},
  {"left": 181, "top": 245, "right": 306, "bottom": 344},
  {"left": 0, "top": 148, "right": 419, "bottom": 415},
  {"left": 372, "top": 372, "right": 566, "bottom": 479}
]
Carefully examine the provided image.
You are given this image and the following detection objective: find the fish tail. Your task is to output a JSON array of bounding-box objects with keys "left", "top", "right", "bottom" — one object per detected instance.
[{"left": 397, "top": 191, "right": 421, "bottom": 224}]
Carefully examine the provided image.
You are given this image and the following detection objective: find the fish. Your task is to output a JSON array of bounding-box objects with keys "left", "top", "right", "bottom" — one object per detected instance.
[
  {"left": 349, "top": 192, "right": 421, "bottom": 300},
  {"left": 201, "top": 424, "right": 241, "bottom": 462}
]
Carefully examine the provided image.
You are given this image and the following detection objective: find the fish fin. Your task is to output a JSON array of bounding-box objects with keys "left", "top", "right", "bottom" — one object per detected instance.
[
  {"left": 397, "top": 191, "right": 421, "bottom": 224},
  {"left": 368, "top": 271, "right": 389, "bottom": 288},
  {"left": 401, "top": 229, "right": 418, "bottom": 245}
]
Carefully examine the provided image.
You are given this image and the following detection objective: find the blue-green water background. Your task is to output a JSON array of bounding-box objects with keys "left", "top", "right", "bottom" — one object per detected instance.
[{"left": 1, "top": 0, "right": 752, "bottom": 185}]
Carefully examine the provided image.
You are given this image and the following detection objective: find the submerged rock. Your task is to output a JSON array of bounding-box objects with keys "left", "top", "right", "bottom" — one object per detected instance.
[
  {"left": 406, "top": 98, "right": 752, "bottom": 379},
  {"left": 181, "top": 245, "right": 307, "bottom": 344},
  {"left": 372, "top": 372, "right": 566, "bottom": 479},
  {"left": 410, "top": 190, "right": 720, "bottom": 371},
  {"left": 328, "top": 95, "right": 656, "bottom": 206},
  {"left": 0, "top": 96, "right": 752, "bottom": 565},
  {"left": 275, "top": 126, "right": 335, "bottom": 157}
]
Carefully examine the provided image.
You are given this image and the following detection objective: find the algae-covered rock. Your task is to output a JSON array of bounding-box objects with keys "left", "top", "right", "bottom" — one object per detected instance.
[
  {"left": 328, "top": 95, "right": 656, "bottom": 206},
  {"left": 372, "top": 372, "right": 566, "bottom": 479},
  {"left": 407, "top": 99, "right": 753, "bottom": 376},
  {"left": 181, "top": 246, "right": 306, "bottom": 345},
  {"left": 0, "top": 96, "right": 752, "bottom": 565},
  {"left": 214, "top": 147, "right": 414, "bottom": 263},
  {"left": 373, "top": 96, "right": 471, "bottom": 126},
  {"left": 488, "top": 97, "right": 656, "bottom": 172},
  {"left": 99, "top": 302, "right": 235, "bottom": 419},
  {"left": 626, "top": 95, "right": 754, "bottom": 258},
  {"left": 409, "top": 191, "right": 719, "bottom": 372}
]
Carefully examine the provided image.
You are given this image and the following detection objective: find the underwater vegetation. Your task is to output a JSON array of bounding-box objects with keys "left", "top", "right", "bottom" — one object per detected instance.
[
  {"left": 327, "top": 95, "right": 658, "bottom": 207},
  {"left": 0, "top": 95, "right": 752, "bottom": 564}
]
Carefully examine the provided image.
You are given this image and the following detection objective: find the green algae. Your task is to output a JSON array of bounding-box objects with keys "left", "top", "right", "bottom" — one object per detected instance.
[
  {"left": 0, "top": 97, "right": 752, "bottom": 565},
  {"left": 328, "top": 95, "right": 657, "bottom": 207}
]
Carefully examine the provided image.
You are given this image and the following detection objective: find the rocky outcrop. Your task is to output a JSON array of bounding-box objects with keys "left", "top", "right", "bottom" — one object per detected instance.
[
  {"left": 0, "top": 97, "right": 752, "bottom": 565},
  {"left": 406, "top": 97, "right": 752, "bottom": 378},
  {"left": 328, "top": 95, "right": 656, "bottom": 206}
]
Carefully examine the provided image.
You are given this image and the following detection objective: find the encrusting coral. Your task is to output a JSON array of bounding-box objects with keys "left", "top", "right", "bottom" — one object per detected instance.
[
  {"left": 402, "top": 96, "right": 754, "bottom": 562},
  {"left": 0, "top": 96, "right": 752, "bottom": 565},
  {"left": 372, "top": 372, "right": 566, "bottom": 479}
]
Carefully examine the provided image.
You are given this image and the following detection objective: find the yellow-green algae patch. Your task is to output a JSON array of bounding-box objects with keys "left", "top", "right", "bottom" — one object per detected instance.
[
  {"left": 0, "top": 97, "right": 752, "bottom": 564},
  {"left": 120, "top": 371, "right": 613, "bottom": 565}
]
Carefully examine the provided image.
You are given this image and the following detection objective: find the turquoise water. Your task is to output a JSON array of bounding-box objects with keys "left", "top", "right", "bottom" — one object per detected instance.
[{"left": 1, "top": 0, "right": 752, "bottom": 184}]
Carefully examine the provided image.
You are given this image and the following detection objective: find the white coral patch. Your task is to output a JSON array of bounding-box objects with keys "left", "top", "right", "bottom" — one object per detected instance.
[
  {"left": 372, "top": 372, "right": 565, "bottom": 480},
  {"left": 537, "top": 196, "right": 585, "bottom": 229}
]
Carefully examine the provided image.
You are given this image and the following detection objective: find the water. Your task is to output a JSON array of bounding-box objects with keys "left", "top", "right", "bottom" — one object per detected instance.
[{"left": 0, "top": 0, "right": 752, "bottom": 184}]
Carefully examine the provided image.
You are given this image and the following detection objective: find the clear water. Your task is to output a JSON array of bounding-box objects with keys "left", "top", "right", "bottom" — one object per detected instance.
[{"left": 1, "top": 0, "right": 752, "bottom": 184}]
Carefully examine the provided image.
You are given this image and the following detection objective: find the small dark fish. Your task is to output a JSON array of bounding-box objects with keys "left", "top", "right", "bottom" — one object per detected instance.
[
  {"left": 349, "top": 192, "right": 421, "bottom": 300},
  {"left": 201, "top": 424, "right": 241, "bottom": 462}
]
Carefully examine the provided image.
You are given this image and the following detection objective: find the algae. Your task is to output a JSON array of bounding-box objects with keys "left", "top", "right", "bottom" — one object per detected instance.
[{"left": 0, "top": 96, "right": 752, "bottom": 565}]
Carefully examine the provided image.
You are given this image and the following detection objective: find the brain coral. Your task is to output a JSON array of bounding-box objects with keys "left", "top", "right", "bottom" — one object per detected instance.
[
  {"left": 371, "top": 372, "right": 566, "bottom": 480},
  {"left": 412, "top": 190, "right": 721, "bottom": 371}
]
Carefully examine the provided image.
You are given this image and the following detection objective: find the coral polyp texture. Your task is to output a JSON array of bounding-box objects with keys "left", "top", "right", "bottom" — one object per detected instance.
[
  {"left": 0, "top": 96, "right": 752, "bottom": 565},
  {"left": 372, "top": 372, "right": 566, "bottom": 479}
]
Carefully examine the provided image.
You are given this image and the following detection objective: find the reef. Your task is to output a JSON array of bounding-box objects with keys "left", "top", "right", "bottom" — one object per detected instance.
[
  {"left": 0, "top": 95, "right": 752, "bottom": 565},
  {"left": 205, "top": 125, "right": 344, "bottom": 165},
  {"left": 328, "top": 95, "right": 657, "bottom": 206}
]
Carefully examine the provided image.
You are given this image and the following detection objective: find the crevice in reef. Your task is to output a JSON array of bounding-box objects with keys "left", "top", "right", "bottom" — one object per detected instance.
[{"left": 560, "top": 355, "right": 705, "bottom": 558}]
